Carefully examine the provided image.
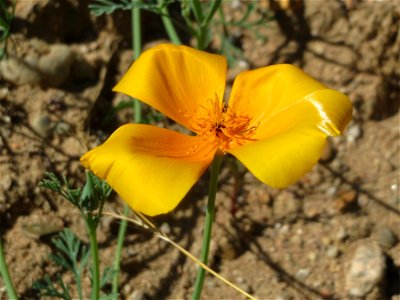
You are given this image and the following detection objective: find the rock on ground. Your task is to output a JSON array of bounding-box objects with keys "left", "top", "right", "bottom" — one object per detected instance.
[{"left": 345, "top": 242, "right": 386, "bottom": 299}]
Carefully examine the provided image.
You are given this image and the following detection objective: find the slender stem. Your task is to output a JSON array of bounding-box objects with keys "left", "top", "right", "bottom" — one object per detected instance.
[
  {"left": 196, "top": 0, "right": 222, "bottom": 50},
  {"left": 158, "top": 0, "right": 182, "bottom": 45},
  {"left": 132, "top": 0, "right": 142, "bottom": 123},
  {"left": 74, "top": 262, "right": 83, "bottom": 300},
  {"left": 111, "top": 2, "right": 142, "bottom": 298},
  {"left": 180, "top": 1, "right": 197, "bottom": 37},
  {"left": 191, "top": 0, "right": 204, "bottom": 23},
  {"left": 111, "top": 205, "right": 130, "bottom": 298},
  {"left": 87, "top": 218, "right": 100, "bottom": 300},
  {"left": 201, "top": 0, "right": 222, "bottom": 28},
  {"left": 0, "top": 235, "right": 18, "bottom": 300},
  {"left": 196, "top": 28, "right": 207, "bottom": 51},
  {"left": 192, "top": 155, "right": 223, "bottom": 300}
]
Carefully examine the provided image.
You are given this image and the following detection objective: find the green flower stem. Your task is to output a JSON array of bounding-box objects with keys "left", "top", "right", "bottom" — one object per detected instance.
[
  {"left": 192, "top": 154, "right": 223, "bottom": 300},
  {"left": 181, "top": 1, "right": 197, "bottom": 37},
  {"left": 0, "top": 235, "right": 18, "bottom": 300},
  {"left": 196, "top": 0, "right": 222, "bottom": 50},
  {"left": 191, "top": 0, "right": 204, "bottom": 23},
  {"left": 111, "top": 204, "right": 129, "bottom": 298},
  {"left": 76, "top": 270, "right": 84, "bottom": 300},
  {"left": 132, "top": 0, "right": 142, "bottom": 123},
  {"left": 201, "top": 0, "right": 222, "bottom": 29},
  {"left": 158, "top": 0, "right": 181, "bottom": 45},
  {"left": 87, "top": 218, "right": 100, "bottom": 300},
  {"left": 111, "top": 1, "right": 142, "bottom": 298}
]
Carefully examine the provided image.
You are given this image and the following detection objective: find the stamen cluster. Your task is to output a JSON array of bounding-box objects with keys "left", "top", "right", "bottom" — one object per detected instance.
[{"left": 189, "top": 97, "right": 257, "bottom": 152}]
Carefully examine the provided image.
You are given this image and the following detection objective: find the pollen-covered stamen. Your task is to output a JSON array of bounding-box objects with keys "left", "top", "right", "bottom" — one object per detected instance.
[
  {"left": 187, "top": 95, "right": 258, "bottom": 151},
  {"left": 217, "top": 108, "right": 258, "bottom": 150}
]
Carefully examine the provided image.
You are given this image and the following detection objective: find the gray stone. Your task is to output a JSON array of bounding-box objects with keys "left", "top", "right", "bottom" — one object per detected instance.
[
  {"left": 54, "top": 122, "right": 71, "bottom": 135},
  {"left": 295, "top": 268, "right": 310, "bottom": 281},
  {"left": 31, "top": 114, "right": 52, "bottom": 138},
  {"left": 375, "top": 227, "right": 397, "bottom": 250},
  {"left": 38, "top": 44, "right": 75, "bottom": 87},
  {"left": 345, "top": 242, "right": 386, "bottom": 299},
  {"left": 346, "top": 124, "right": 362, "bottom": 144},
  {"left": 128, "top": 289, "right": 147, "bottom": 300},
  {"left": 159, "top": 222, "right": 171, "bottom": 235},
  {"left": 307, "top": 40, "right": 358, "bottom": 67},
  {"left": 335, "top": 226, "right": 348, "bottom": 242},
  {"left": 307, "top": 251, "right": 318, "bottom": 262},
  {"left": 0, "top": 57, "right": 42, "bottom": 85},
  {"left": 326, "top": 245, "right": 340, "bottom": 258}
]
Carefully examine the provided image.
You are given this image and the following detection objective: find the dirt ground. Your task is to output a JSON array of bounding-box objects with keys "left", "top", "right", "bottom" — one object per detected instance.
[{"left": 0, "top": 0, "right": 399, "bottom": 299}]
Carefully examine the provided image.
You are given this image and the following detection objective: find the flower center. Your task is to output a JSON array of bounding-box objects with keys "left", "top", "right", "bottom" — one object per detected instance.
[{"left": 187, "top": 96, "right": 258, "bottom": 152}]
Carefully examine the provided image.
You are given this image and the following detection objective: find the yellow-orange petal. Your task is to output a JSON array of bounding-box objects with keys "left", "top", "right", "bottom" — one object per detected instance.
[
  {"left": 253, "top": 88, "right": 353, "bottom": 140},
  {"left": 113, "top": 44, "right": 227, "bottom": 130},
  {"left": 228, "top": 64, "right": 328, "bottom": 131},
  {"left": 228, "top": 64, "right": 352, "bottom": 188},
  {"left": 81, "top": 124, "right": 216, "bottom": 216},
  {"left": 229, "top": 125, "right": 327, "bottom": 188},
  {"left": 228, "top": 64, "right": 352, "bottom": 140}
]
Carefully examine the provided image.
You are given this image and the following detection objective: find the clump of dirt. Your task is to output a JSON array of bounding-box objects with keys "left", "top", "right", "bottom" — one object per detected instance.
[{"left": 0, "top": 1, "right": 399, "bottom": 299}]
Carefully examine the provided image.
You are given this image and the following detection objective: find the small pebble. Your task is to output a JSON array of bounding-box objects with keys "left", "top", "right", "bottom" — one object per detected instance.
[
  {"left": 237, "top": 59, "right": 250, "bottom": 69},
  {"left": 303, "top": 203, "right": 320, "bottom": 219},
  {"left": 0, "top": 176, "right": 12, "bottom": 190},
  {"left": 30, "top": 38, "right": 50, "bottom": 53},
  {"left": 375, "top": 227, "right": 397, "bottom": 250},
  {"left": 38, "top": 44, "right": 75, "bottom": 87},
  {"left": 230, "top": 0, "right": 241, "bottom": 9},
  {"left": 54, "top": 122, "right": 71, "bottom": 135},
  {"left": 295, "top": 268, "right": 310, "bottom": 281},
  {"left": 335, "top": 226, "right": 348, "bottom": 241},
  {"left": 346, "top": 124, "right": 362, "bottom": 143},
  {"left": 357, "top": 194, "right": 370, "bottom": 208},
  {"left": 236, "top": 276, "right": 245, "bottom": 284},
  {"left": 322, "top": 237, "right": 332, "bottom": 246},
  {"left": 335, "top": 190, "right": 358, "bottom": 212},
  {"left": 2, "top": 115, "right": 11, "bottom": 123},
  {"left": 345, "top": 242, "right": 386, "bottom": 298},
  {"left": 389, "top": 184, "right": 399, "bottom": 205},
  {"left": 275, "top": 294, "right": 290, "bottom": 300},
  {"left": 279, "top": 224, "right": 290, "bottom": 233},
  {"left": 31, "top": 114, "right": 52, "bottom": 138},
  {"left": 21, "top": 222, "right": 63, "bottom": 239},
  {"left": 308, "top": 251, "right": 318, "bottom": 262},
  {"left": 0, "top": 87, "right": 9, "bottom": 98},
  {"left": 326, "top": 245, "right": 340, "bottom": 258},
  {"left": 129, "top": 289, "right": 147, "bottom": 300},
  {"left": 159, "top": 222, "right": 171, "bottom": 235},
  {"left": 123, "top": 284, "right": 132, "bottom": 295},
  {"left": 227, "top": 60, "right": 250, "bottom": 81},
  {"left": 0, "top": 57, "right": 42, "bottom": 85},
  {"left": 326, "top": 186, "right": 337, "bottom": 197},
  {"left": 126, "top": 248, "right": 137, "bottom": 257}
]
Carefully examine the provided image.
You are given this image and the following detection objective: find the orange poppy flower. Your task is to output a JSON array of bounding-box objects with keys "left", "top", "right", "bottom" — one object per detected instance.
[{"left": 81, "top": 44, "right": 352, "bottom": 216}]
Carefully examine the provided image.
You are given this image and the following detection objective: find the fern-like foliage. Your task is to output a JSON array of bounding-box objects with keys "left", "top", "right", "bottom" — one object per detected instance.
[{"left": 33, "top": 229, "right": 89, "bottom": 300}]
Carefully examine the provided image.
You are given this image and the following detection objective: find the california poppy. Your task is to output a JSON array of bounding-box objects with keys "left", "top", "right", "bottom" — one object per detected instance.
[{"left": 81, "top": 44, "right": 352, "bottom": 216}]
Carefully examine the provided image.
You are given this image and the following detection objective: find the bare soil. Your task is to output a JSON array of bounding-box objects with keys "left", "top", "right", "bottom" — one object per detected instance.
[{"left": 0, "top": 0, "right": 399, "bottom": 299}]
